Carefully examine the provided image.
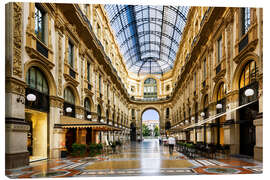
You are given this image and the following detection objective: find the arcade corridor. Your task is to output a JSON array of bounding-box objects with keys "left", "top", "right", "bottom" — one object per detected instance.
[{"left": 6, "top": 139, "right": 262, "bottom": 178}]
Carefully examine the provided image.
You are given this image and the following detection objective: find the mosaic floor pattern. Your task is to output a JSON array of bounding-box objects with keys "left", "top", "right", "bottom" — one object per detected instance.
[{"left": 5, "top": 139, "right": 262, "bottom": 178}]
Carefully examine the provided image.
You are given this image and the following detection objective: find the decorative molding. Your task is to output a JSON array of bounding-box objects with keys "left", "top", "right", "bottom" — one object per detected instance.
[
  {"left": 12, "top": 2, "right": 23, "bottom": 78},
  {"left": 5, "top": 76, "right": 27, "bottom": 95},
  {"left": 49, "top": 96, "right": 64, "bottom": 108}
]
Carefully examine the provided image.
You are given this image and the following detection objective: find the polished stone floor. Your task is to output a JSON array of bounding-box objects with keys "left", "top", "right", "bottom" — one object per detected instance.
[{"left": 6, "top": 139, "right": 262, "bottom": 178}]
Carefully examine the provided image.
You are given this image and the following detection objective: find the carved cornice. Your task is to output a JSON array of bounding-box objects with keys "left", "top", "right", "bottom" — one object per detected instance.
[
  {"left": 63, "top": 73, "right": 79, "bottom": 87},
  {"left": 49, "top": 96, "right": 64, "bottom": 108},
  {"left": 6, "top": 76, "right": 27, "bottom": 95}
]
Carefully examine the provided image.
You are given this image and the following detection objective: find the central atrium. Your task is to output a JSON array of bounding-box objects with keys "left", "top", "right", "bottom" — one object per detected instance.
[{"left": 5, "top": 1, "right": 263, "bottom": 178}]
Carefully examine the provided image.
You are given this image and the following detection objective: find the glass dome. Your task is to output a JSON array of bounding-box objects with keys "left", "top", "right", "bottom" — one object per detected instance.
[{"left": 104, "top": 5, "right": 189, "bottom": 75}]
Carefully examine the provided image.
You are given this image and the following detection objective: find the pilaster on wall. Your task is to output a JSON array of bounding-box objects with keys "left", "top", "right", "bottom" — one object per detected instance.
[{"left": 6, "top": 2, "right": 30, "bottom": 169}]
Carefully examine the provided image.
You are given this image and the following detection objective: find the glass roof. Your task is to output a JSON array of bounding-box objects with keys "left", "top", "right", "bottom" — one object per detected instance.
[{"left": 104, "top": 5, "right": 189, "bottom": 75}]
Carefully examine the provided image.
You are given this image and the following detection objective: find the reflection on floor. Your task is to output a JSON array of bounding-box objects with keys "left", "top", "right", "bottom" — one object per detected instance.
[{"left": 5, "top": 139, "right": 263, "bottom": 178}]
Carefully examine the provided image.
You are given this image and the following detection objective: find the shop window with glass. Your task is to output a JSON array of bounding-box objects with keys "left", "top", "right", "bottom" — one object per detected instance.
[
  {"left": 35, "top": 4, "right": 45, "bottom": 42},
  {"left": 239, "top": 60, "right": 258, "bottom": 105},
  {"left": 143, "top": 78, "right": 157, "bottom": 99},
  {"left": 241, "top": 7, "right": 251, "bottom": 36},
  {"left": 84, "top": 98, "right": 91, "bottom": 120},
  {"left": 25, "top": 67, "right": 49, "bottom": 112},
  {"left": 64, "top": 87, "right": 75, "bottom": 117}
]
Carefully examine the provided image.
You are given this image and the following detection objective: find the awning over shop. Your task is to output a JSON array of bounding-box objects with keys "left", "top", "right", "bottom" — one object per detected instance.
[{"left": 54, "top": 116, "right": 122, "bottom": 131}]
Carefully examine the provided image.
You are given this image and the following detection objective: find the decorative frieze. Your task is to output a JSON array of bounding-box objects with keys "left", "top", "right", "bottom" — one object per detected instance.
[{"left": 49, "top": 96, "right": 64, "bottom": 108}]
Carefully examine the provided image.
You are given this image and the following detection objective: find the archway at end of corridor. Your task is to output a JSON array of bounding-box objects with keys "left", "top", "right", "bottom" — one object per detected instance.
[{"left": 141, "top": 109, "right": 160, "bottom": 141}]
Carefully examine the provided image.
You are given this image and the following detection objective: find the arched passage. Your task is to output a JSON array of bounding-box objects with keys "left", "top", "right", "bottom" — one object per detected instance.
[{"left": 141, "top": 109, "right": 160, "bottom": 138}]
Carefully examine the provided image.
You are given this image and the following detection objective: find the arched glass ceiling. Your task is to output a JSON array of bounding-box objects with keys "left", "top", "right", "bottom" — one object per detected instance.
[{"left": 104, "top": 5, "right": 189, "bottom": 75}]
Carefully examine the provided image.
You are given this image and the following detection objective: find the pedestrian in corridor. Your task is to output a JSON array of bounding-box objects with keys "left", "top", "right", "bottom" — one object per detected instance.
[{"left": 168, "top": 135, "right": 176, "bottom": 155}]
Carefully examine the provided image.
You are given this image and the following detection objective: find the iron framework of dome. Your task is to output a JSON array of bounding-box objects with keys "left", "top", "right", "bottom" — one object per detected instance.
[{"left": 104, "top": 5, "right": 189, "bottom": 75}]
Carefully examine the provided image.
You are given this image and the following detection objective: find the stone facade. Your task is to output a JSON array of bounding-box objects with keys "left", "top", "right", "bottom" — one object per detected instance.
[{"left": 5, "top": 3, "right": 263, "bottom": 169}]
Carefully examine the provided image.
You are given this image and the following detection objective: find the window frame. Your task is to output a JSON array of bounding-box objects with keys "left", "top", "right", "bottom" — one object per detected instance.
[{"left": 34, "top": 4, "right": 45, "bottom": 43}]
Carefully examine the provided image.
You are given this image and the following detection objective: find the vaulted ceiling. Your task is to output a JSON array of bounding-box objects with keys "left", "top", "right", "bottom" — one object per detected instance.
[{"left": 104, "top": 5, "right": 189, "bottom": 75}]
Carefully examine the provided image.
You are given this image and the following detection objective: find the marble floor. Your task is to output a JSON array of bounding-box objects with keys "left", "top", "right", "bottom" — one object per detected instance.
[{"left": 5, "top": 139, "right": 263, "bottom": 178}]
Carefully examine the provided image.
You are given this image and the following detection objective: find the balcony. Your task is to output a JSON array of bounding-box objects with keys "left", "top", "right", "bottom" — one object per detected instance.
[
  {"left": 234, "top": 23, "right": 259, "bottom": 64},
  {"left": 213, "top": 59, "right": 226, "bottom": 83}
]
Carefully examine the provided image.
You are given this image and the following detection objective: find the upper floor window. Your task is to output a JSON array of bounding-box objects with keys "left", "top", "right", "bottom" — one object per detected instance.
[
  {"left": 203, "top": 59, "right": 207, "bottom": 79},
  {"left": 144, "top": 78, "right": 157, "bottom": 99},
  {"left": 194, "top": 72, "right": 196, "bottom": 90},
  {"left": 217, "top": 36, "right": 222, "bottom": 62},
  {"left": 35, "top": 4, "right": 45, "bottom": 42},
  {"left": 68, "top": 41, "right": 74, "bottom": 68},
  {"left": 241, "top": 8, "right": 251, "bottom": 36},
  {"left": 166, "top": 85, "right": 170, "bottom": 91},
  {"left": 64, "top": 87, "right": 75, "bottom": 117},
  {"left": 87, "top": 62, "right": 90, "bottom": 82},
  {"left": 132, "top": 109, "right": 135, "bottom": 119},
  {"left": 166, "top": 108, "right": 170, "bottom": 119},
  {"left": 99, "top": 75, "right": 102, "bottom": 95},
  {"left": 131, "top": 85, "right": 135, "bottom": 92}
]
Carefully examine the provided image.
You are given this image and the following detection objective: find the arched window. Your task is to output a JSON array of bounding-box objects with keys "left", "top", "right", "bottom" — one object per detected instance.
[
  {"left": 203, "top": 95, "right": 209, "bottom": 119},
  {"left": 144, "top": 78, "right": 157, "bottom": 99},
  {"left": 25, "top": 66, "right": 49, "bottom": 112},
  {"left": 64, "top": 87, "right": 75, "bottom": 117},
  {"left": 239, "top": 60, "right": 258, "bottom": 105},
  {"left": 239, "top": 60, "right": 257, "bottom": 89},
  {"left": 84, "top": 98, "right": 91, "bottom": 120},
  {"left": 217, "top": 83, "right": 226, "bottom": 113},
  {"left": 26, "top": 67, "right": 49, "bottom": 94}
]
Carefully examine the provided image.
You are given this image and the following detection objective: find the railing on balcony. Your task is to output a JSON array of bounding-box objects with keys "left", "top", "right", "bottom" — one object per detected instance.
[
  {"left": 69, "top": 68, "right": 76, "bottom": 79},
  {"left": 36, "top": 40, "right": 48, "bottom": 58},
  {"left": 130, "top": 96, "right": 171, "bottom": 102},
  {"left": 88, "top": 83, "right": 92, "bottom": 91},
  {"left": 200, "top": 7, "right": 211, "bottom": 27},
  {"left": 216, "top": 63, "right": 221, "bottom": 75},
  {"left": 238, "top": 34, "right": 249, "bottom": 52},
  {"left": 202, "top": 80, "right": 206, "bottom": 88}
]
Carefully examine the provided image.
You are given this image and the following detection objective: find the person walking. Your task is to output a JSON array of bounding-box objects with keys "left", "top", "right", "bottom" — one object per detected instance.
[{"left": 168, "top": 135, "right": 176, "bottom": 155}]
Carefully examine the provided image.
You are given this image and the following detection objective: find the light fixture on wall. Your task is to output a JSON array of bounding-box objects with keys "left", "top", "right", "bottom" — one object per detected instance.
[
  {"left": 200, "top": 112, "right": 205, "bottom": 117},
  {"left": 191, "top": 117, "right": 195, "bottom": 122},
  {"left": 26, "top": 93, "right": 36, "bottom": 102},
  {"left": 66, "top": 107, "right": 72, "bottom": 113},
  {"left": 185, "top": 120, "right": 189, "bottom": 124},
  {"left": 87, "top": 114, "right": 91, "bottom": 119},
  {"left": 245, "top": 88, "right": 255, "bottom": 97},
  {"left": 216, "top": 104, "right": 222, "bottom": 109}
]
